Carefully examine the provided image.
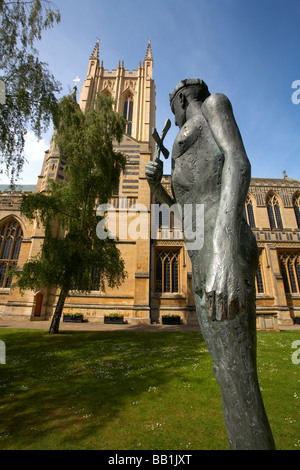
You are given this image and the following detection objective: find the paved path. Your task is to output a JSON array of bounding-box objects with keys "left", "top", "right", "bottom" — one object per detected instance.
[
  {"left": 0, "top": 318, "right": 201, "bottom": 332},
  {"left": 0, "top": 318, "right": 299, "bottom": 332}
]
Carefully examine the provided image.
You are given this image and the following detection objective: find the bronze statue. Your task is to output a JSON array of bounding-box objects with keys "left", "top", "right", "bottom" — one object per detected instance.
[{"left": 146, "top": 79, "right": 275, "bottom": 450}]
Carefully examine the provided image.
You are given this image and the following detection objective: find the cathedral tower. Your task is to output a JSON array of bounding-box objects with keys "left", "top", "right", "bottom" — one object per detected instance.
[
  {"left": 0, "top": 41, "right": 157, "bottom": 323},
  {"left": 36, "top": 40, "right": 156, "bottom": 323},
  {"left": 79, "top": 39, "right": 155, "bottom": 144}
]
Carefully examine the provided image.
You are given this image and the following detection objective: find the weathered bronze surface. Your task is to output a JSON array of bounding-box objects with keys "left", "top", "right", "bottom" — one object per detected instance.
[{"left": 146, "top": 78, "right": 275, "bottom": 450}]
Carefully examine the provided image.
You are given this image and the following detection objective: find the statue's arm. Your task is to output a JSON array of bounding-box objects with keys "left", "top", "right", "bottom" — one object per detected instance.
[
  {"left": 201, "top": 93, "right": 251, "bottom": 320},
  {"left": 202, "top": 93, "right": 250, "bottom": 242},
  {"left": 145, "top": 159, "right": 176, "bottom": 207}
]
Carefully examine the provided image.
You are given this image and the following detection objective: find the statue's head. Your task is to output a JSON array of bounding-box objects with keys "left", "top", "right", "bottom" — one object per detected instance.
[{"left": 169, "top": 79, "right": 210, "bottom": 127}]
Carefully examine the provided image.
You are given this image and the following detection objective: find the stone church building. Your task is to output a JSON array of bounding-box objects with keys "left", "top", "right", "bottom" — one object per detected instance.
[{"left": 0, "top": 41, "right": 299, "bottom": 331}]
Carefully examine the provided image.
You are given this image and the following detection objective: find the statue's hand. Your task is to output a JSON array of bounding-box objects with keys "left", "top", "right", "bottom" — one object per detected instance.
[
  {"left": 145, "top": 159, "right": 163, "bottom": 187},
  {"left": 205, "top": 254, "right": 246, "bottom": 321}
]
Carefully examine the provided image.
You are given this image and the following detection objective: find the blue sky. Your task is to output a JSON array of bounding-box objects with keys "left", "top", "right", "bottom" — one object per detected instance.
[{"left": 6, "top": 0, "right": 300, "bottom": 184}]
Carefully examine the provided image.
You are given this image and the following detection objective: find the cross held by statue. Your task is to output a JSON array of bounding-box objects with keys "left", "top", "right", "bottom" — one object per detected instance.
[{"left": 152, "top": 118, "right": 171, "bottom": 161}]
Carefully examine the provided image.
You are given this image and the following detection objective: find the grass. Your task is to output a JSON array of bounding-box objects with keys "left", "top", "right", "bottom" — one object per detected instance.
[{"left": 0, "top": 328, "right": 299, "bottom": 450}]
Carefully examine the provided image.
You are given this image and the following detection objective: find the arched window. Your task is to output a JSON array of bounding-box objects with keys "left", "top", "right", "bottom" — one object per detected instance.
[
  {"left": 155, "top": 250, "right": 179, "bottom": 293},
  {"left": 123, "top": 94, "right": 134, "bottom": 136},
  {"left": 243, "top": 194, "right": 256, "bottom": 228},
  {"left": 255, "top": 254, "right": 264, "bottom": 293},
  {"left": 266, "top": 193, "right": 283, "bottom": 229},
  {"left": 293, "top": 193, "right": 300, "bottom": 228},
  {"left": 91, "top": 267, "right": 100, "bottom": 291},
  {"left": 0, "top": 218, "right": 23, "bottom": 288},
  {"left": 279, "top": 253, "right": 300, "bottom": 294},
  {"left": 113, "top": 166, "right": 121, "bottom": 196},
  {"left": 153, "top": 199, "right": 174, "bottom": 230}
]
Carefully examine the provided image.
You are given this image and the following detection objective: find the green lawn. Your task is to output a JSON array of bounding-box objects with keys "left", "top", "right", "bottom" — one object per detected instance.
[{"left": 0, "top": 328, "right": 299, "bottom": 450}]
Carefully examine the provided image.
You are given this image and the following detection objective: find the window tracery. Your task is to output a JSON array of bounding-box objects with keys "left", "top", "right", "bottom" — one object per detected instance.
[
  {"left": 0, "top": 218, "right": 23, "bottom": 288},
  {"left": 155, "top": 250, "right": 179, "bottom": 293},
  {"left": 123, "top": 94, "right": 134, "bottom": 136},
  {"left": 266, "top": 194, "right": 283, "bottom": 229}
]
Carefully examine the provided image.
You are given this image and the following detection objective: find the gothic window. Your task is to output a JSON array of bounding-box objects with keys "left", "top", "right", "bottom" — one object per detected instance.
[
  {"left": 155, "top": 256, "right": 162, "bottom": 292},
  {"left": 243, "top": 194, "right": 256, "bottom": 228},
  {"left": 153, "top": 199, "right": 174, "bottom": 230},
  {"left": 113, "top": 166, "right": 121, "bottom": 196},
  {"left": 279, "top": 253, "right": 300, "bottom": 294},
  {"left": 172, "top": 256, "right": 179, "bottom": 292},
  {"left": 123, "top": 94, "right": 134, "bottom": 136},
  {"left": 0, "top": 218, "right": 23, "bottom": 288},
  {"left": 266, "top": 194, "right": 283, "bottom": 229},
  {"left": 293, "top": 193, "right": 300, "bottom": 228},
  {"left": 91, "top": 267, "right": 100, "bottom": 291},
  {"left": 255, "top": 255, "right": 264, "bottom": 293},
  {"left": 155, "top": 250, "right": 179, "bottom": 293}
]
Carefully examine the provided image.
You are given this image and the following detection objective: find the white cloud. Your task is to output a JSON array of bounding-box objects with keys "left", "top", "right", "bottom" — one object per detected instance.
[
  {"left": 19, "top": 131, "right": 50, "bottom": 184},
  {"left": 24, "top": 131, "right": 50, "bottom": 163},
  {"left": 0, "top": 131, "right": 50, "bottom": 185},
  {"left": 17, "top": 131, "right": 51, "bottom": 185}
]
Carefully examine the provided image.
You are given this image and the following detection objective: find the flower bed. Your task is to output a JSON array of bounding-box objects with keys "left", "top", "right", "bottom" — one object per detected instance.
[
  {"left": 63, "top": 313, "right": 83, "bottom": 323},
  {"left": 104, "top": 314, "right": 124, "bottom": 324}
]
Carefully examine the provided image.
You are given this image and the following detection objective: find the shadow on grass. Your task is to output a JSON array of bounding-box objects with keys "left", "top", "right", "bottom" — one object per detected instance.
[{"left": 0, "top": 329, "right": 218, "bottom": 449}]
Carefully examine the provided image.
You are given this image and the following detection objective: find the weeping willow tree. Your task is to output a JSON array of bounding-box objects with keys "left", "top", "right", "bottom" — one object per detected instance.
[
  {"left": 0, "top": 0, "right": 61, "bottom": 182},
  {"left": 12, "top": 93, "right": 127, "bottom": 333}
]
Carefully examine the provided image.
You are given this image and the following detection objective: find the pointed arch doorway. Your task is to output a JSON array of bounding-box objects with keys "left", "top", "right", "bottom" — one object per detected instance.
[{"left": 33, "top": 292, "right": 43, "bottom": 317}]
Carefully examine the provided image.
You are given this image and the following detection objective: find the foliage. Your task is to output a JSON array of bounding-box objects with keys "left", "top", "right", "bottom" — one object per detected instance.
[
  {"left": 11, "top": 93, "right": 127, "bottom": 333},
  {"left": 0, "top": 329, "right": 298, "bottom": 450},
  {"left": 63, "top": 313, "right": 83, "bottom": 318},
  {"left": 54, "top": 93, "right": 126, "bottom": 208},
  {"left": 13, "top": 233, "right": 126, "bottom": 294},
  {"left": 105, "top": 313, "right": 124, "bottom": 318},
  {"left": 0, "top": 0, "right": 61, "bottom": 182}
]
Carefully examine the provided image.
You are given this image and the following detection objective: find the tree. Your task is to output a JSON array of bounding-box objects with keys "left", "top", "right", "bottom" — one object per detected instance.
[
  {"left": 11, "top": 93, "right": 127, "bottom": 334},
  {"left": 0, "top": 0, "right": 61, "bottom": 182}
]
